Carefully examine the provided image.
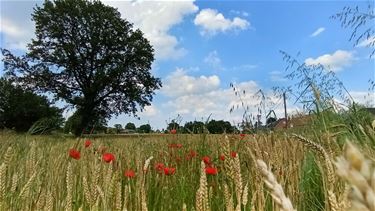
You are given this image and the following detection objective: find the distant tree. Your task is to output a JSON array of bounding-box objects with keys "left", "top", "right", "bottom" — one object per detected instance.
[
  {"left": 206, "top": 120, "right": 234, "bottom": 134},
  {"left": 125, "top": 122, "right": 136, "bottom": 130},
  {"left": 0, "top": 78, "right": 63, "bottom": 132},
  {"left": 114, "top": 124, "right": 123, "bottom": 134},
  {"left": 138, "top": 124, "right": 151, "bottom": 133},
  {"left": 2, "top": 0, "right": 161, "bottom": 136},
  {"left": 184, "top": 121, "right": 204, "bottom": 134},
  {"left": 167, "top": 120, "right": 180, "bottom": 131}
]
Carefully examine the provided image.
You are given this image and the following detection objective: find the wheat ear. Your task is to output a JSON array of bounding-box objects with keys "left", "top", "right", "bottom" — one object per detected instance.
[
  {"left": 256, "top": 159, "right": 296, "bottom": 211},
  {"left": 335, "top": 142, "right": 375, "bottom": 211},
  {"left": 196, "top": 161, "right": 210, "bottom": 211},
  {"left": 291, "top": 134, "right": 339, "bottom": 210}
]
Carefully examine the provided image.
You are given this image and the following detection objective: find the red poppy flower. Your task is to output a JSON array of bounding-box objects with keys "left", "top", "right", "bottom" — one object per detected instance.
[
  {"left": 84, "top": 140, "right": 92, "bottom": 148},
  {"left": 155, "top": 163, "right": 164, "bottom": 172},
  {"left": 219, "top": 154, "right": 225, "bottom": 161},
  {"left": 189, "top": 150, "right": 197, "bottom": 157},
  {"left": 240, "top": 133, "right": 246, "bottom": 138},
  {"left": 102, "top": 153, "right": 115, "bottom": 163},
  {"left": 205, "top": 166, "right": 218, "bottom": 175},
  {"left": 176, "top": 144, "right": 182, "bottom": 148},
  {"left": 231, "top": 151, "right": 237, "bottom": 158},
  {"left": 170, "top": 129, "right": 177, "bottom": 134},
  {"left": 186, "top": 150, "right": 197, "bottom": 160},
  {"left": 124, "top": 170, "right": 136, "bottom": 178},
  {"left": 69, "top": 149, "right": 81, "bottom": 160},
  {"left": 163, "top": 167, "right": 176, "bottom": 175},
  {"left": 202, "top": 156, "right": 211, "bottom": 165}
]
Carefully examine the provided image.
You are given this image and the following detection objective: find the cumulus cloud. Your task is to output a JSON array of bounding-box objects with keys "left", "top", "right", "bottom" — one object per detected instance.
[
  {"left": 310, "top": 27, "right": 325, "bottom": 37},
  {"left": 104, "top": 1, "right": 198, "bottom": 60},
  {"left": 163, "top": 80, "right": 261, "bottom": 120},
  {"left": 304, "top": 50, "right": 355, "bottom": 72},
  {"left": 1, "top": 1, "right": 198, "bottom": 59},
  {"left": 194, "top": 8, "right": 249, "bottom": 36},
  {"left": 161, "top": 68, "right": 281, "bottom": 124},
  {"left": 162, "top": 68, "right": 220, "bottom": 97}
]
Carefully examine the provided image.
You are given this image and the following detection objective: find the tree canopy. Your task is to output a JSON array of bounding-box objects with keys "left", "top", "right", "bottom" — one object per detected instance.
[
  {"left": 0, "top": 78, "right": 63, "bottom": 132},
  {"left": 125, "top": 122, "right": 136, "bottom": 130},
  {"left": 2, "top": 0, "right": 161, "bottom": 136},
  {"left": 138, "top": 124, "right": 151, "bottom": 133}
]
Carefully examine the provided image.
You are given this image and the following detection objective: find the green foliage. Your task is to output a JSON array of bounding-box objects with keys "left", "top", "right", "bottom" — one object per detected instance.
[
  {"left": 183, "top": 121, "right": 204, "bottom": 134},
  {"left": 114, "top": 124, "right": 123, "bottom": 134},
  {"left": 206, "top": 119, "right": 234, "bottom": 134},
  {"left": 2, "top": 0, "right": 161, "bottom": 136},
  {"left": 167, "top": 120, "right": 180, "bottom": 131},
  {"left": 0, "top": 78, "right": 63, "bottom": 132},
  {"left": 125, "top": 122, "right": 136, "bottom": 130},
  {"left": 138, "top": 124, "right": 151, "bottom": 133},
  {"left": 299, "top": 152, "right": 325, "bottom": 211}
]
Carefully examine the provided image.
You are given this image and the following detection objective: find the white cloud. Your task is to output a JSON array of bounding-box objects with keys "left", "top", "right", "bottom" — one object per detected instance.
[
  {"left": 357, "top": 36, "right": 375, "bottom": 47},
  {"left": 162, "top": 68, "right": 220, "bottom": 97},
  {"left": 161, "top": 68, "right": 287, "bottom": 125},
  {"left": 104, "top": 1, "right": 198, "bottom": 60},
  {"left": 349, "top": 91, "right": 375, "bottom": 106},
  {"left": 310, "top": 27, "right": 325, "bottom": 37},
  {"left": 194, "top": 8, "right": 249, "bottom": 36},
  {"left": 304, "top": 50, "right": 355, "bottom": 72},
  {"left": 142, "top": 105, "right": 158, "bottom": 117},
  {"left": 204, "top": 50, "right": 224, "bottom": 70},
  {"left": 1, "top": 1, "right": 198, "bottom": 59},
  {"left": 163, "top": 80, "right": 261, "bottom": 121},
  {"left": 269, "top": 71, "right": 287, "bottom": 82}
]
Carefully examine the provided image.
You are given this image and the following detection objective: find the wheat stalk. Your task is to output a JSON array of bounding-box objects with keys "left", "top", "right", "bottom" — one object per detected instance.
[
  {"left": 291, "top": 133, "right": 339, "bottom": 210},
  {"left": 335, "top": 142, "right": 375, "bottom": 211},
  {"left": 3, "top": 146, "right": 13, "bottom": 166},
  {"left": 115, "top": 181, "right": 122, "bottom": 211},
  {"left": 196, "top": 161, "right": 210, "bottom": 211},
  {"left": 224, "top": 183, "right": 234, "bottom": 211},
  {"left": 36, "top": 188, "right": 46, "bottom": 210},
  {"left": 65, "top": 162, "right": 73, "bottom": 211},
  {"left": 44, "top": 190, "right": 53, "bottom": 211},
  {"left": 242, "top": 183, "right": 249, "bottom": 207},
  {"left": 256, "top": 159, "right": 296, "bottom": 211},
  {"left": 233, "top": 155, "right": 243, "bottom": 211},
  {"left": 83, "top": 176, "right": 92, "bottom": 206},
  {"left": 0, "top": 163, "right": 6, "bottom": 200},
  {"left": 222, "top": 136, "right": 235, "bottom": 180},
  {"left": 10, "top": 173, "right": 18, "bottom": 193}
]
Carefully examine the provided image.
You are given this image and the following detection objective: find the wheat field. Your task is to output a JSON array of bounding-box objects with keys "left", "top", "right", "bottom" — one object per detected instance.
[{"left": 0, "top": 118, "right": 375, "bottom": 211}]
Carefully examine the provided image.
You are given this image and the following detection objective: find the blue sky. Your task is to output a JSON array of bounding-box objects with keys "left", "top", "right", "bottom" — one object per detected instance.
[{"left": 1, "top": 0, "right": 374, "bottom": 130}]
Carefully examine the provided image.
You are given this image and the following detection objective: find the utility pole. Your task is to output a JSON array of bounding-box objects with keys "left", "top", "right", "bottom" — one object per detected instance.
[{"left": 283, "top": 92, "right": 288, "bottom": 129}]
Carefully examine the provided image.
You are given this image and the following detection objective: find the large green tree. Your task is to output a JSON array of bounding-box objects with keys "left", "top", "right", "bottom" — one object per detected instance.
[
  {"left": 184, "top": 121, "right": 204, "bottom": 134},
  {"left": 206, "top": 120, "right": 234, "bottom": 134},
  {"left": 2, "top": 0, "right": 161, "bottom": 136},
  {"left": 0, "top": 78, "right": 63, "bottom": 132},
  {"left": 138, "top": 124, "right": 151, "bottom": 133}
]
